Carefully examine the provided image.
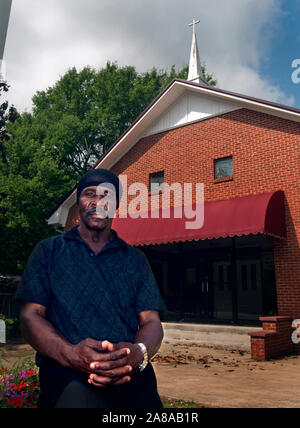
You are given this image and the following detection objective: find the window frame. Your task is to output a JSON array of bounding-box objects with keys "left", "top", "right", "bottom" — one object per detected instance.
[
  {"left": 214, "top": 156, "right": 234, "bottom": 183},
  {"left": 149, "top": 171, "right": 165, "bottom": 194}
]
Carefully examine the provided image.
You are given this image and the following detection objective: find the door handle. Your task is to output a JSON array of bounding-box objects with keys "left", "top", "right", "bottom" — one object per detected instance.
[
  {"left": 206, "top": 281, "right": 209, "bottom": 293},
  {"left": 201, "top": 282, "right": 205, "bottom": 292}
]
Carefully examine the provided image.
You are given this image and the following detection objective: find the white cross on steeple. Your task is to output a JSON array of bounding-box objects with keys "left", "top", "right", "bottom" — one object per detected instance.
[
  {"left": 188, "top": 18, "right": 200, "bottom": 35},
  {"left": 187, "top": 18, "right": 207, "bottom": 85}
]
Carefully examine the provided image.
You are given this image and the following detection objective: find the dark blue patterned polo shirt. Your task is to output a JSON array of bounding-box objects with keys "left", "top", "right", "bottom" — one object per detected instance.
[{"left": 14, "top": 226, "right": 166, "bottom": 348}]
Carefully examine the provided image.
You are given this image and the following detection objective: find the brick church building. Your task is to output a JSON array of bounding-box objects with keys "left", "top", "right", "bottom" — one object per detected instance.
[{"left": 47, "top": 25, "right": 300, "bottom": 360}]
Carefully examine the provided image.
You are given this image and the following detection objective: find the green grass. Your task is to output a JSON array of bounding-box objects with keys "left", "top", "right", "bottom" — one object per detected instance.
[{"left": 162, "top": 397, "right": 206, "bottom": 408}]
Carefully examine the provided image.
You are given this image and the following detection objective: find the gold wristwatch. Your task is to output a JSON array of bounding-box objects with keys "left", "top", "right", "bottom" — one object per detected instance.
[{"left": 136, "top": 343, "right": 148, "bottom": 372}]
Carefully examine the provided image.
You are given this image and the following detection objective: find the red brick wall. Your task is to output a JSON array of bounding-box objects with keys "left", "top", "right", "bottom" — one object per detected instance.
[
  {"left": 66, "top": 108, "right": 300, "bottom": 320},
  {"left": 65, "top": 204, "right": 80, "bottom": 231}
]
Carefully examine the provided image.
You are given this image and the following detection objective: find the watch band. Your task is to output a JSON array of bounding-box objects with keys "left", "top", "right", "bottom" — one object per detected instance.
[{"left": 136, "top": 342, "right": 148, "bottom": 372}]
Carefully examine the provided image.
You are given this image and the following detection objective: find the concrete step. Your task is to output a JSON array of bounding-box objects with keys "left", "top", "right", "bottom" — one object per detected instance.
[{"left": 162, "top": 322, "right": 261, "bottom": 352}]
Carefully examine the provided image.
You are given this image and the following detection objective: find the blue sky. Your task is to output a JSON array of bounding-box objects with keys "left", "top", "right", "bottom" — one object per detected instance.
[
  {"left": 260, "top": 0, "right": 300, "bottom": 107},
  {"left": 2, "top": 0, "right": 300, "bottom": 111}
]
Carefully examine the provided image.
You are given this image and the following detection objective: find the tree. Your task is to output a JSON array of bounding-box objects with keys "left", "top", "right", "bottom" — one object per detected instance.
[
  {"left": 168, "top": 63, "right": 217, "bottom": 86},
  {"left": 0, "top": 83, "right": 74, "bottom": 274},
  {"left": 0, "top": 81, "right": 20, "bottom": 165},
  {"left": 28, "top": 62, "right": 217, "bottom": 175},
  {"left": 201, "top": 64, "right": 217, "bottom": 86}
]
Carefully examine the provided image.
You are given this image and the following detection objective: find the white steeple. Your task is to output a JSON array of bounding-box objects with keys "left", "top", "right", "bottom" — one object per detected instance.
[{"left": 188, "top": 18, "right": 207, "bottom": 86}]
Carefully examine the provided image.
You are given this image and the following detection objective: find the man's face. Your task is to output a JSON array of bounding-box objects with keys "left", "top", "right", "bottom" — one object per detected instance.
[{"left": 78, "top": 184, "right": 117, "bottom": 231}]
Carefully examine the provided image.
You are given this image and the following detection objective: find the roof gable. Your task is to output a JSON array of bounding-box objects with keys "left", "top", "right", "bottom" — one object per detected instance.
[{"left": 143, "top": 89, "right": 240, "bottom": 137}]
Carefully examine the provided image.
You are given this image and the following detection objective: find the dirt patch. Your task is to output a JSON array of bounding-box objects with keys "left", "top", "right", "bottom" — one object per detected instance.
[
  {"left": 0, "top": 342, "right": 35, "bottom": 368},
  {"left": 152, "top": 342, "right": 251, "bottom": 368},
  {"left": 152, "top": 341, "right": 300, "bottom": 408}
]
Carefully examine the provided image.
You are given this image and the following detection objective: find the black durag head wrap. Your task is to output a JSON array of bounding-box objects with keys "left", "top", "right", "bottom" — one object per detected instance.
[{"left": 76, "top": 169, "right": 122, "bottom": 208}]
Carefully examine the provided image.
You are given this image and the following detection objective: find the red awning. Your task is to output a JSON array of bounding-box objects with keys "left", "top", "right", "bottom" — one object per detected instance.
[{"left": 112, "top": 191, "right": 286, "bottom": 246}]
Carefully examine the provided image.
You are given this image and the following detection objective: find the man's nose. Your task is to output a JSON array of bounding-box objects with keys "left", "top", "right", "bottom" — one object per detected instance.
[{"left": 90, "top": 194, "right": 105, "bottom": 207}]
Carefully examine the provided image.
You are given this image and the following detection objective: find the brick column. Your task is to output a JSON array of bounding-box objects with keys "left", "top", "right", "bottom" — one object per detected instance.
[{"left": 249, "top": 316, "right": 294, "bottom": 360}]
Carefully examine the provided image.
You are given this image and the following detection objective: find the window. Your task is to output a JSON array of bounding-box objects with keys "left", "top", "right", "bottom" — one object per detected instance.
[
  {"left": 213, "top": 262, "right": 231, "bottom": 291},
  {"left": 218, "top": 265, "right": 224, "bottom": 291},
  {"left": 227, "top": 265, "right": 232, "bottom": 291},
  {"left": 214, "top": 156, "right": 233, "bottom": 180},
  {"left": 241, "top": 264, "right": 248, "bottom": 290},
  {"left": 185, "top": 267, "right": 197, "bottom": 285},
  {"left": 250, "top": 264, "right": 257, "bottom": 290},
  {"left": 149, "top": 171, "right": 164, "bottom": 192}
]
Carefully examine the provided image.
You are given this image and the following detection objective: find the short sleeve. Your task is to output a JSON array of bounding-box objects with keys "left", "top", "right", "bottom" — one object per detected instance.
[
  {"left": 14, "top": 240, "right": 51, "bottom": 307},
  {"left": 134, "top": 251, "right": 166, "bottom": 316}
]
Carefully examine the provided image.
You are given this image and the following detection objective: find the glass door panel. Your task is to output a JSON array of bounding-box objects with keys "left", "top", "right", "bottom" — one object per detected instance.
[
  {"left": 212, "top": 261, "right": 233, "bottom": 321},
  {"left": 237, "top": 260, "right": 262, "bottom": 321}
]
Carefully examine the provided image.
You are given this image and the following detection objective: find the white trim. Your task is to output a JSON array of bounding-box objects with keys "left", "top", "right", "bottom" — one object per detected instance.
[
  {"left": 47, "top": 195, "right": 76, "bottom": 226},
  {"left": 175, "top": 81, "right": 300, "bottom": 122},
  {"left": 142, "top": 107, "right": 241, "bottom": 138}
]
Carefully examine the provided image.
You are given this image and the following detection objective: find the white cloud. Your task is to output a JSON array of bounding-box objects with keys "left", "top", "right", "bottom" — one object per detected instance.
[
  {"left": 2, "top": 0, "right": 293, "bottom": 112},
  {"left": 216, "top": 63, "right": 295, "bottom": 106}
]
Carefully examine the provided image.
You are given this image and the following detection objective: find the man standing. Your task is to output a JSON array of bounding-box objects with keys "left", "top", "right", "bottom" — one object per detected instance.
[{"left": 14, "top": 169, "right": 166, "bottom": 408}]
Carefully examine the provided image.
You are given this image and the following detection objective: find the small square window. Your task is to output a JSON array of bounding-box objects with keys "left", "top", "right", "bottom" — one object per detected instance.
[
  {"left": 149, "top": 171, "right": 164, "bottom": 192},
  {"left": 214, "top": 156, "right": 233, "bottom": 180}
]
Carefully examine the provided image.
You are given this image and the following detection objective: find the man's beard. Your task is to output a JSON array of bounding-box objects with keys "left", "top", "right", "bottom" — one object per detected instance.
[
  {"left": 87, "top": 208, "right": 109, "bottom": 219},
  {"left": 82, "top": 209, "right": 110, "bottom": 230}
]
